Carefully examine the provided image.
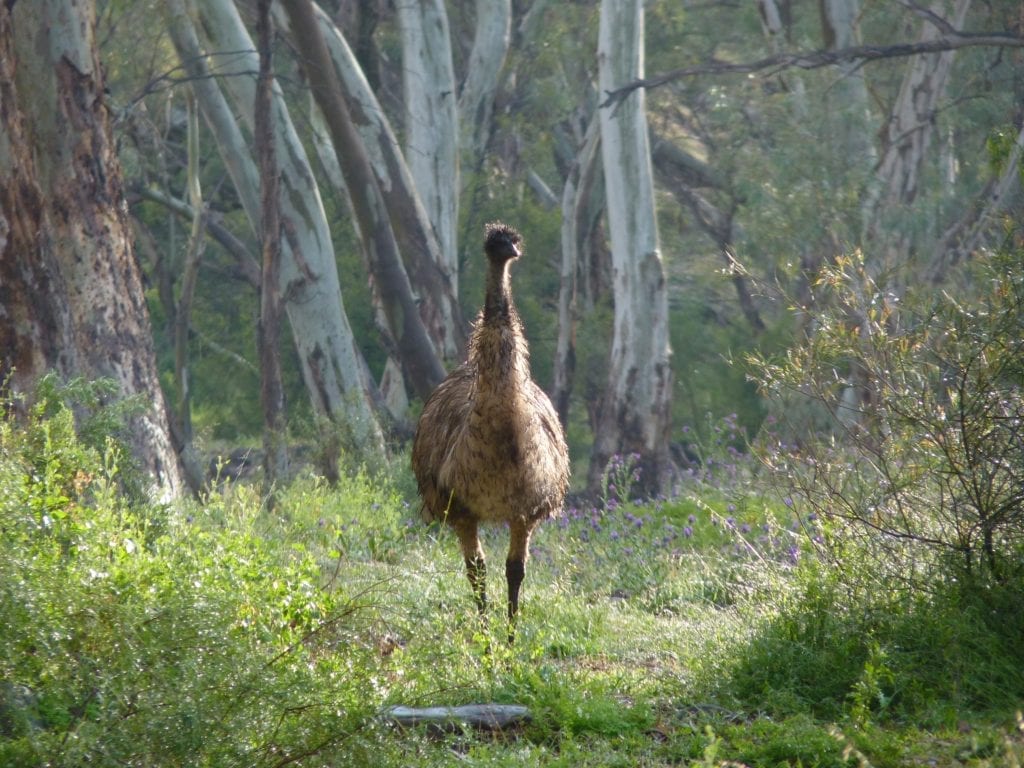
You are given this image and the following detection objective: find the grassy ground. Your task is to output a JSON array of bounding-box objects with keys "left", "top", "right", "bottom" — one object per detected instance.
[{"left": 2, "top": 402, "right": 1023, "bottom": 766}]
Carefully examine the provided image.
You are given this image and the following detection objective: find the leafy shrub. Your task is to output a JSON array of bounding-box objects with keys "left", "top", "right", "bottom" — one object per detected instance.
[
  {"left": 753, "top": 249, "right": 1024, "bottom": 589},
  {"left": 0, "top": 380, "right": 392, "bottom": 766},
  {"left": 740, "top": 246, "right": 1024, "bottom": 722}
]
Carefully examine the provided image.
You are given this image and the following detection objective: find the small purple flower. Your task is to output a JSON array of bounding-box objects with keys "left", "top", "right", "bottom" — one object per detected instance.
[
  {"left": 740, "top": 523, "right": 751, "bottom": 534},
  {"left": 727, "top": 503, "right": 736, "bottom": 513},
  {"left": 683, "top": 526, "right": 693, "bottom": 538},
  {"left": 688, "top": 514, "right": 697, "bottom": 524},
  {"left": 783, "top": 496, "right": 794, "bottom": 507}
]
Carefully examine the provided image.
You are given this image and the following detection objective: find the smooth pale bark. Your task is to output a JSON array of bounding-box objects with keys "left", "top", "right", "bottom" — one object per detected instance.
[
  {"left": 553, "top": 116, "right": 602, "bottom": 427},
  {"left": 277, "top": 0, "right": 447, "bottom": 402},
  {"left": 457, "top": 0, "right": 512, "bottom": 179},
  {"left": 305, "top": 98, "right": 410, "bottom": 416},
  {"left": 179, "top": 0, "right": 385, "bottom": 457},
  {"left": 398, "top": 0, "right": 460, "bottom": 285},
  {"left": 862, "top": 0, "right": 971, "bottom": 269},
  {"left": 173, "top": 98, "right": 204, "bottom": 449},
  {"left": 271, "top": 3, "right": 467, "bottom": 361},
  {"left": 169, "top": 95, "right": 207, "bottom": 493},
  {"left": 2, "top": 1, "right": 184, "bottom": 499},
  {"left": 591, "top": 0, "right": 674, "bottom": 495}
]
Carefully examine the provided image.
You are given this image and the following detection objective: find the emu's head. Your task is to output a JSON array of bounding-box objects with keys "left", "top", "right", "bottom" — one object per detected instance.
[{"left": 484, "top": 222, "right": 523, "bottom": 265}]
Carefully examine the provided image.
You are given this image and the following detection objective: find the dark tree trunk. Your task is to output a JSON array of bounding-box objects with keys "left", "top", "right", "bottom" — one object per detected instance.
[
  {"left": 256, "top": 0, "right": 289, "bottom": 491},
  {"left": 1, "top": 1, "right": 184, "bottom": 499}
]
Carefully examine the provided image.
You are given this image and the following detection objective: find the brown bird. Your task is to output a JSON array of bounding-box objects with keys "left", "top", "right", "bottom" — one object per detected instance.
[{"left": 412, "top": 222, "right": 570, "bottom": 640}]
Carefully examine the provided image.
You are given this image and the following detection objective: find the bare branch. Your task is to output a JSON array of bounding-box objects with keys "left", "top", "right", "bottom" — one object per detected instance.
[
  {"left": 601, "top": 31, "right": 1024, "bottom": 107},
  {"left": 130, "top": 184, "right": 261, "bottom": 288}
]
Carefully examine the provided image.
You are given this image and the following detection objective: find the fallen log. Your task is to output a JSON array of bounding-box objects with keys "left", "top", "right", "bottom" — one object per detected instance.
[{"left": 382, "top": 704, "right": 531, "bottom": 732}]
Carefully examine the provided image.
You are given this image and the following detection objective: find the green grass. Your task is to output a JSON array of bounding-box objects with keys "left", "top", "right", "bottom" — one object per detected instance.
[{"left": 3, "top": 396, "right": 1024, "bottom": 766}]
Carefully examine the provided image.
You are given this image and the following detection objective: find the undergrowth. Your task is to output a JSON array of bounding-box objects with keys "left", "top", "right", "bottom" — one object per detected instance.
[{"left": 2, "top": 379, "right": 1024, "bottom": 766}]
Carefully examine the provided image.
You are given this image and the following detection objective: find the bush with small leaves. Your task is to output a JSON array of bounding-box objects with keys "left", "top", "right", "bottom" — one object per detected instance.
[{"left": 752, "top": 248, "right": 1024, "bottom": 591}]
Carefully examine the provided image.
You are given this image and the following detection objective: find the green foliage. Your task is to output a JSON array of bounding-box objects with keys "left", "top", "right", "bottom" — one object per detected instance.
[
  {"left": 0, "top": 389, "right": 386, "bottom": 766},
  {"left": 5, "top": 374, "right": 1024, "bottom": 765},
  {"left": 753, "top": 249, "right": 1024, "bottom": 588},
  {"left": 731, "top": 245, "right": 1024, "bottom": 735}
]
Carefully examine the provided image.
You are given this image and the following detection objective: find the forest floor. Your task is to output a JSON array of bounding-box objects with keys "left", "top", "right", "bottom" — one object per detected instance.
[{"left": 3, "top": 426, "right": 1023, "bottom": 766}]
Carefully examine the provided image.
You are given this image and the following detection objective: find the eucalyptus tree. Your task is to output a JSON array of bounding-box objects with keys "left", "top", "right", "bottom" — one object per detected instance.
[
  {"left": 590, "top": 0, "right": 674, "bottom": 494},
  {"left": 268, "top": 0, "right": 467, "bottom": 364},
  {"left": 398, "top": 0, "right": 460, "bottom": 283},
  {"left": 0, "top": 0, "right": 184, "bottom": 499},
  {"left": 165, "top": 0, "right": 386, "bottom": 459},
  {"left": 277, "top": 0, "right": 447, "bottom": 404}
]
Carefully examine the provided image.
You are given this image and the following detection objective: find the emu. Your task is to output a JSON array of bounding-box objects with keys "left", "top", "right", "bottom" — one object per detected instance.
[{"left": 412, "top": 222, "right": 569, "bottom": 639}]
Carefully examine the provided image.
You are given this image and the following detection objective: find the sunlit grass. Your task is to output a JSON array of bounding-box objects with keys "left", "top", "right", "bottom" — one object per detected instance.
[{"left": 4, "top": 391, "right": 1024, "bottom": 766}]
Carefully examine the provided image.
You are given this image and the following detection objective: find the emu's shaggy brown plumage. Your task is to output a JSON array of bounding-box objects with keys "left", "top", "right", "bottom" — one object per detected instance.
[{"left": 412, "top": 222, "right": 569, "bottom": 635}]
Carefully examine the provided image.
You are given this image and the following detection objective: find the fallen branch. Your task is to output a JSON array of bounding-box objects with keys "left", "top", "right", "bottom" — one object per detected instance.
[{"left": 382, "top": 704, "right": 531, "bottom": 733}]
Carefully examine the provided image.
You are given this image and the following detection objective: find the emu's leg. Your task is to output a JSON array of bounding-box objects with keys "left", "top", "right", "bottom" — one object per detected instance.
[
  {"left": 453, "top": 519, "right": 487, "bottom": 613},
  {"left": 505, "top": 519, "right": 536, "bottom": 642}
]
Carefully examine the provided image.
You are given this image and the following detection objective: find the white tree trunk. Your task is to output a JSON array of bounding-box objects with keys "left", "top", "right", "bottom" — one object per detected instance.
[
  {"left": 398, "top": 0, "right": 460, "bottom": 287},
  {"left": 457, "top": 0, "right": 512, "bottom": 177},
  {"left": 553, "top": 115, "right": 601, "bottom": 425},
  {"left": 277, "top": 0, "right": 447, "bottom": 404},
  {"left": 5, "top": 0, "right": 184, "bottom": 499},
  {"left": 270, "top": 3, "right": 466, "bottom": 361},
  {"left": 173, "top": 0, "right": 385, "bottom": 456},
  {"left": 862, "top": 0, "right": 971, "bottom": 269},
  {"left": 591, "top": 0, "right": 674, "bottom": 495}
]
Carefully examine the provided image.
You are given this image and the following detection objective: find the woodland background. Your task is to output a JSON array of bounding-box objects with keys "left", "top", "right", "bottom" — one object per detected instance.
[
  {"left": 2, "top": 0, "right": 1024, "bottom": 765},
  {"left": 6, "top": 0, "right": 1022, "bottom": 498}
]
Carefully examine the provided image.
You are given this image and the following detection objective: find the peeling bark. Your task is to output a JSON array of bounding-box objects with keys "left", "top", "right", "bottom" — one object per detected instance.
[
  {"left": 398, "top": 0, "right": 460, "bottom": 285},
  {"left": 590, "top": 0, "right": 674, "bottom": 496},
  {"left": 2, "top": 0, "right": 183, "bottom": 499},
  {"left": 168, "top": 0, "right": 385, "bottom": 457}
]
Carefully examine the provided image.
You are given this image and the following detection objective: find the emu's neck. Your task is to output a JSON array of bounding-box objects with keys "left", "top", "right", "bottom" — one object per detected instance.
[
  {"left": 473, "top": 259, "right": 529, "bottom": 390},
  {"left": 483, "top": 259, "right": 514, "bottom": 323}
]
